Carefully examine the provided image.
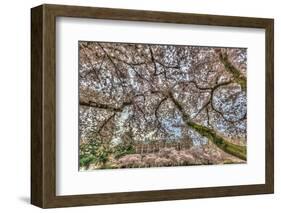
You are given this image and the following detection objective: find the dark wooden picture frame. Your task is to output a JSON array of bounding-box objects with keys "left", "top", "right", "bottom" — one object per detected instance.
[{"left": 31, "top": 4, "right": 274, "bottom": 208}]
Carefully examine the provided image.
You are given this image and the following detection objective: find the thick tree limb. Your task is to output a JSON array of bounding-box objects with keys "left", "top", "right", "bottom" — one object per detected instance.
[
  {"left": 168, "top": 91, "right": 247, "bottom": 161},
  {"left": 186, "top": 121, "right": 246, "bottom": 160},
  {"left": 219, "top": 52, "right": 247, "bottom": 91}
]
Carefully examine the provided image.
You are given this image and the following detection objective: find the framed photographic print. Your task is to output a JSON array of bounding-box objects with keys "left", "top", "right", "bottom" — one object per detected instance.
[{"left": 31, "top": 4, "right": 274, "bottom": 208}]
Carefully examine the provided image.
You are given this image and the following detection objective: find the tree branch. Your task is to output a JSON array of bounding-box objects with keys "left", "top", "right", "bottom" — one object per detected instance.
[{"left": 218, "top": 51, "right": 247, "bottom": 91}]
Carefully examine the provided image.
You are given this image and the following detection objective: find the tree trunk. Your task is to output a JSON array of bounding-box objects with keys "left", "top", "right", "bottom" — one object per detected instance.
[
  {"left": 186, "top": 121, "right": 246, "bottom": 161},
  {"left": 169, "top": 91, "right": 247, "bottom": 161}
]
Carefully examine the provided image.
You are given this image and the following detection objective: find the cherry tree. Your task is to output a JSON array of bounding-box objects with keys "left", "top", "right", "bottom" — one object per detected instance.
[{"left": 79, "top": 41, "right": 247, "bottom": 169}]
